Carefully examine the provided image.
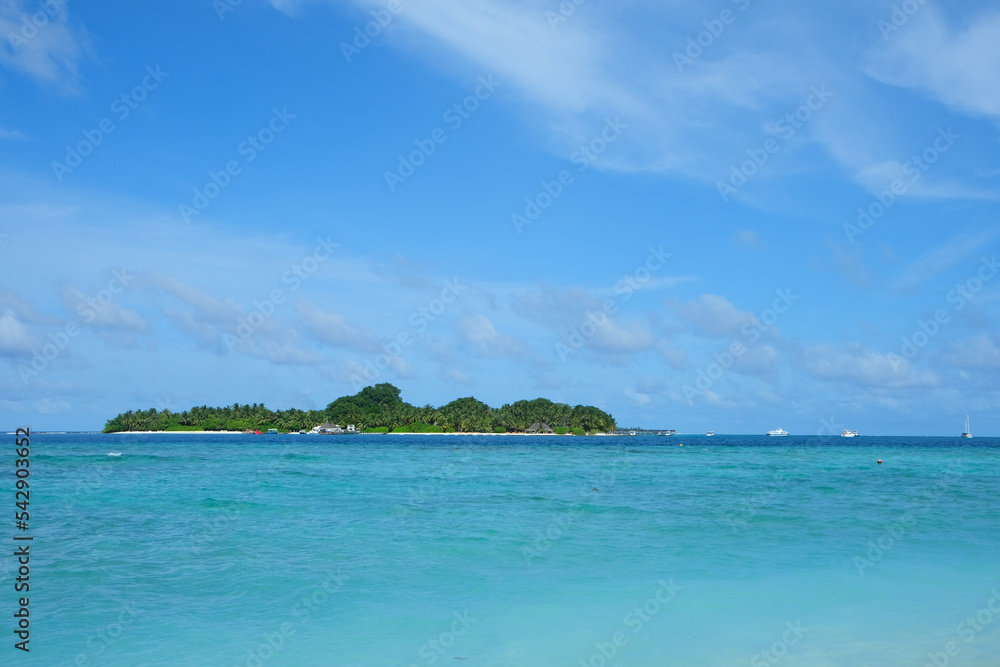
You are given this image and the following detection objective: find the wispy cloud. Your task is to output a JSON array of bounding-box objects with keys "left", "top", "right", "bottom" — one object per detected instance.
[
  {"left": 0, "top": 310, "right": 33, "bottom": 356},
  {"left": 670, "top": 294, "right": 754, "bottom": 338},
  {"left": 296, "top": 300, "right": 382, "bottom": 353},
  {"left": 0, "top": 126, "right": 27, "bottom": 140},
  {"left": 0, "top": 0, "right": 94, "bottom": 90},
  {"left": 802, "top": 343, "right": 939, "bottom": 389},
  {"left": 456, "top": 314, "right": 530, "bottom": 360},
  {"left": 732, "top": 230, "right": 762, "bottom": 248},
  {"left": 889, "top": 227, "right": 1000, "bottom": 293},
  {"left": 865, "top": 7, "right": 1000, "bottom": 118}
]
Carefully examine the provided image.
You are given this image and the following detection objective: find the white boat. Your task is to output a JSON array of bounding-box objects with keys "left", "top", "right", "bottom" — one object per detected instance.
[
  {"left": 766, "top": 428, "right": 789, "bottom": 437},
  {"left": 961, "top": 415, "right": 973, "bottom": 438},
  {"left": 706, "top": 431, "right": 715, "bottom": 436},
  {"left": 841, "top": 429, "right": 859, "bottom": 437}
]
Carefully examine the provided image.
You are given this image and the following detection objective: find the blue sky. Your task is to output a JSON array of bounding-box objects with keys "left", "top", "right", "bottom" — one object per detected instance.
[{"left": 1, "top": 0, "right": 999, "bottom": 434}]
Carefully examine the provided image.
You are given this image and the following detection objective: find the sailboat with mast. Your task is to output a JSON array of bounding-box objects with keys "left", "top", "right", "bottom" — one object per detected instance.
[{"left": 961, "top": 415, "right": 973, "bottom": 439}]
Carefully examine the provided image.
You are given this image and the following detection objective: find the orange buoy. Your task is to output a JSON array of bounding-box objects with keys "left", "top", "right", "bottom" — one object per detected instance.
[{"left": 877, "top": 459, "right": 882, "bottom": 464}]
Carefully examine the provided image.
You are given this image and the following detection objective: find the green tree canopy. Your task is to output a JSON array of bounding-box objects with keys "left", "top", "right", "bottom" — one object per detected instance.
[{"left": 104, "top": 384, "right": 617, "bottom": 434}]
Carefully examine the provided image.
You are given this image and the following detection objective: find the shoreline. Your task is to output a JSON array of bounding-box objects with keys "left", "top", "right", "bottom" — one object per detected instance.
[{"left": 102, "top": 430, "right": 617, "bottom": 436}]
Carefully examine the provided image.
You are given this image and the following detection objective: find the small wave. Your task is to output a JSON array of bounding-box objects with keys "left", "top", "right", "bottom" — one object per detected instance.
[{"left": 106, "top": 452, "right": 122, "bottom": 457}]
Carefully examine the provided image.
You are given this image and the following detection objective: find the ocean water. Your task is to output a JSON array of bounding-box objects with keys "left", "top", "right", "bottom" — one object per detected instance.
[{"left": 10, "top": 433, "right": 1000, "bottom": 666}]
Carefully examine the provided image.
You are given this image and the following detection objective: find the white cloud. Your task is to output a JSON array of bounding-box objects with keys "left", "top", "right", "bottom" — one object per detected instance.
[
  {"left": 732, "top": 343, "right": 779, "bottom": 377},
  {"left": 589, "top": 317, "right": 657, "bottom": 356},
  {"left": 0, "top": 311, "right": 33, "bottom": 356},
  {"left": 624, "top": 387, "right": 651, "bottom": 406},
  {"left": 354, "top": 0, "right": 638, "bottom": 116},
  {"left": 824, "top": 240, "right": 872, "bottom": 289},
  {"left": 592, "top": 275, "right": 695, "bottom": 299},
  {"left": 672, "top": 294, "right": 753, "bottom": 338},
  {"left": 146, "top": 272, "right": 326, "bottom": 365},
  {"left": 0, "top": 287, "right": 60, "bottom": 326},
  {"left": 457, "top": 314, "right": 529, "bottom": 359},
  {"left": 297, "top": 301, "right": 382, "bottom": 353},
  {"left": 655, "top": 341, "right": 687, "bottom": 369},
  {"left": 866, "top": 8, "right": 1000, "bottom": 118},
  {"left": 0, "top": 0, "right": 93, "bottom": 90},
  {"left": 803, "top": 344, "right": 939, "bottom": 388},
  {"left": 511, "top": 286, "right": 597, "bottom": 328},
  {"left": 732, "top": 230, "right": 762, "bottom": 248},
  {"left": 854, "top": 157, "right": 998, "bottom": 202},
  {"left": 60, "top": 285, "right": 148, "bottom": 333},
  {"left": 235, "top": 335, "right": 324, "bottom": 366},
  {"left": 33, "top": 397, "right": 71, "bottom": 414},
  {"left": 441, "top": 368, "right": 473, "bottom": 385},
  {"left": 889, "top": 228, "right": 1000, "bottom": 293},
  {"left": 634, "top": 376, "right": 666, "bottom": 395},
  {"left": 146, "top": 270, "right": 241, "bottom": 327},
  {"left": 0, "top": 126, "right": 26, "bottom": 140},
  {"left": 944, "top": 334, "right": 1000, "bottom": 370},
  {"left": 317, "top": 0, "right": 825, "bottom": 180}
]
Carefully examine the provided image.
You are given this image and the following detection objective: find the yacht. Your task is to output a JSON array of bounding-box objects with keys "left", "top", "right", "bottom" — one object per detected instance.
[
  {"left": 961, "top": 415, "right": 973, "bottom": 439},
  {"left": 706, "top": 431, "right": 715, "bottom": 436},
  {"left": 766, "top": 427, "right": 789, "bottom": 437},
  {"left": 841, "top": 429, "right": 859, "bottom": 437}
]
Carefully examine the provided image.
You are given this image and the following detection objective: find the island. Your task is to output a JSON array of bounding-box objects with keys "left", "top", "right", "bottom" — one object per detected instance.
[{"left": 102, "top": 383, "right": 617, "bottom": 435}]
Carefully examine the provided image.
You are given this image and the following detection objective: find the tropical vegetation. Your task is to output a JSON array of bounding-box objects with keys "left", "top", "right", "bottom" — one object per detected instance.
[{"left": 102, "top": 383, "right": 616, "bottom": 434}]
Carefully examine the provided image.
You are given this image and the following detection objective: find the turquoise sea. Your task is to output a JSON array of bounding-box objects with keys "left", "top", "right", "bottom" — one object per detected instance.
[{"left": 12, "top": 433, "right": 1000, "bottom": 666}]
